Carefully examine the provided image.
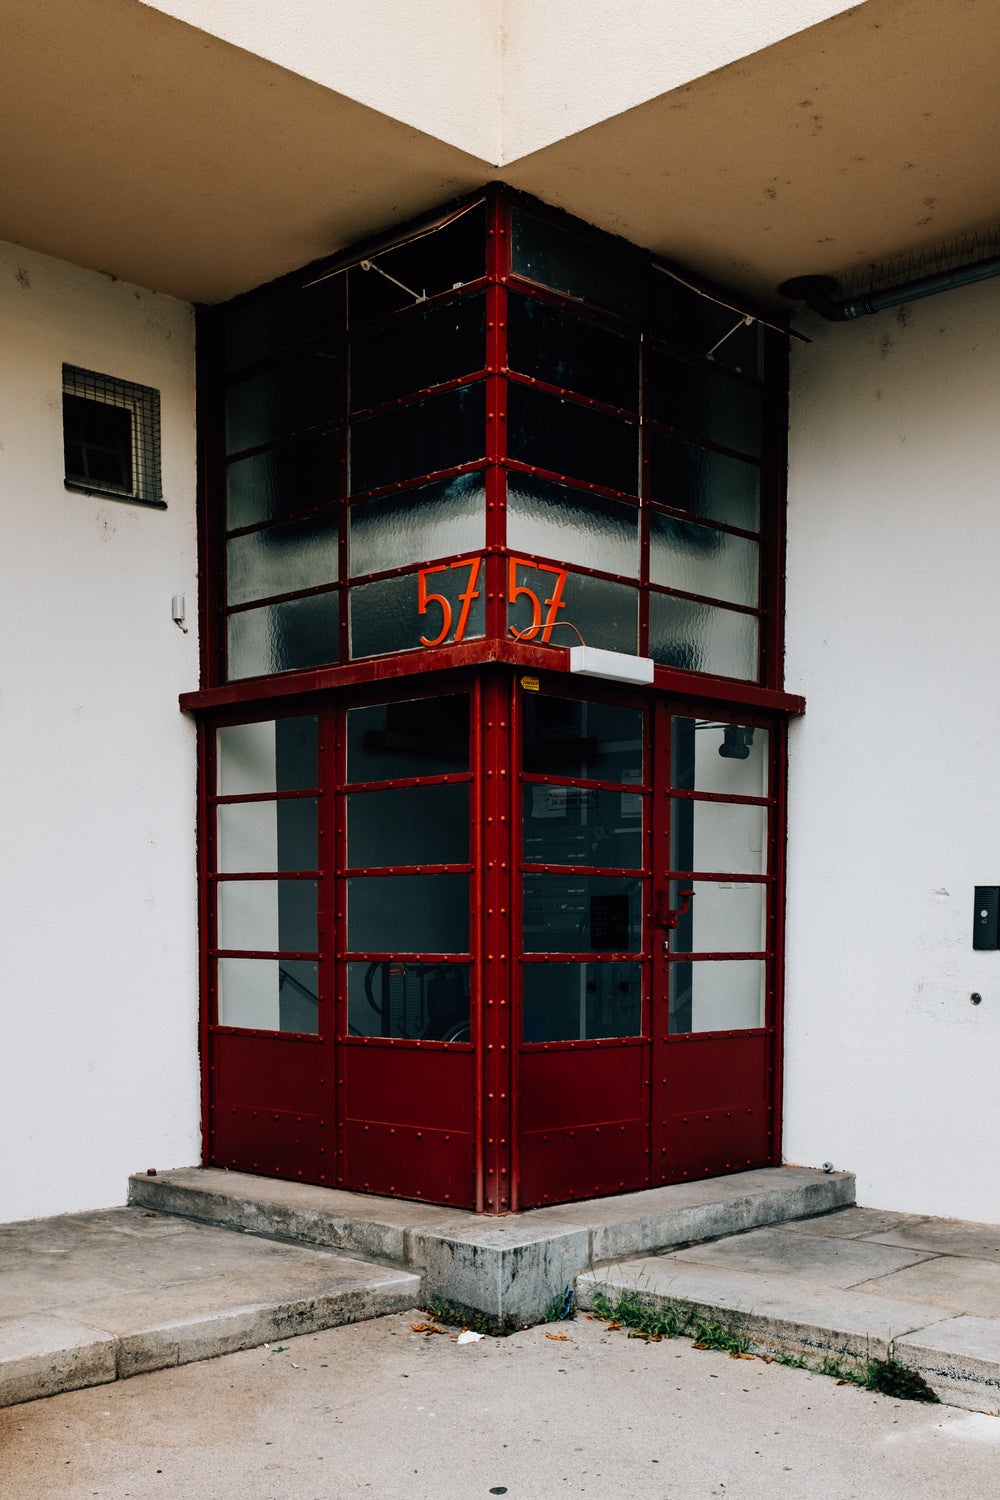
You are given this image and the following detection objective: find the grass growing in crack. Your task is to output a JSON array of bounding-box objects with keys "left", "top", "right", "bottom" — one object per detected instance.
[
  {"left": 855, "top": 1357, "right": 940, "bottom": 1403},
  {"left": 543, "top": 1288, "right": 575, "bottom": 1323}
]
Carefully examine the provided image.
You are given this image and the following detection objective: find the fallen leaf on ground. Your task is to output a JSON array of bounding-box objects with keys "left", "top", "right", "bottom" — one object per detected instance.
[
  {"left": 546, "top": 1333, "right": 570, "bottom": 1341},
  {"left": 605, "top": 1322, "right": 621, "bottom": 1331},
  {"left": 730, "top": 1352, "right": 755, "bottom": 1360}
]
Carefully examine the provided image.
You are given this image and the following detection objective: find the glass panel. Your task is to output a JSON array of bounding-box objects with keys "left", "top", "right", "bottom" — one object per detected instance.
[
  {"left": 522, "top": 784, "right": 642, "bottom": 870},
  {"left": 507, "top": 474, "right": 638, "bottom": 578},
  {"left": 347, "top": 696, "right": 468, "bottom": 781},
  {"left": 507, "top": 293, "right": 639, "bottom": 410},
  {"left": 347, "top": 873, "right": 469, "bottom": 953},
  {"left": 522, "top": 874, "right": 642, "bottom": 953},
  {"left": 226, "top": 431, "right": 340, "bottom": 532},
  {"left": 351, "top": 292, "right": 486, "bottom": 410},
  {"left": 225, "top": 349, "right": 341, "bottom": 454},
  {"left": 227, "top": 591, "right": 339, "bottom": 680},
  {"left": 350, "top": 565, "right": 485, "bottom": 659},
  {"left": 522, "top": 961, "right": 642, "bottom": 1042},
  {"left": 670, "top": 799, "right": 767, "bottom": 876},
  {"left": 649, "top": 431, "right": 760, "bottom": 532},
  {"left": 510, "top": 208, "right": 640, "bottom": 320},
  {"left": 347, "top": 961, "right": 470, "bottom": 1041},
  {"left": 522, "top": 696, "right": 643, "bottom": 783},
  {"left": 347, "top": 202, "right": 486, "bottom": 325},
  {"left": 349, "top": 383, "right": 484, "bottom": 493},
  {"left": 507, "top": 383, "right": 638, "bottom": 495},
  {"left": 347, "top": 783, "right": 469, "bottom": 867},
  {"left": 217, "top": 717, "right": 318, "bottom": 795},
  {"left": 648, "top": 594, "right": 758, "bottom": 681},
  {"left": 648, "top": 348, "right": 762, "bottom": 457},
  {"left": 652, "top": 273, "right": 762, "bottom": 378},
  {"left": 217, "top": 799, "right": 318, "bottom": 873},
  {"left": 667, "top": 880, "right": 766, "bottom": 954},
  {"left": 669, "top": 959, "right": 765, "bottom": 1033},
  {"left": 670, "top": 718, "right": 769, "bottom": 797},
  {"left": 226, "top": 512, "right": 338, "bottom": 606},
  {"left": 224, "top": 278, "right": 344, "bottom": 372},
  {"left": 349, "top": 472, "right": 485, "bottom": 577},
  {"left": 649, "top": 513, "right": 758, "bottom": 607},
  {"left": 508, "top": 565, "right": 638, "bottom": 655},
  {"left": 217, "top": 957, "right": 319, "bottom": 1033},
  {"left": 217, "top": 879, "right": 318, "bottom": 952}
]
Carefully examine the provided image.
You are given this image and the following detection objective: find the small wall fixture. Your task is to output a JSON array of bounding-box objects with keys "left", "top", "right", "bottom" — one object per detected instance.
[
  {"left": 171, "top": 593, "right": 188, "bottom": 633},
  {"left": 569, "top": 646, "right": 655, "bottom": 686}
]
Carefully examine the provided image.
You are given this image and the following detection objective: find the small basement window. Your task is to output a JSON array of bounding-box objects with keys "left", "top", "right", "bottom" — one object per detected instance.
[{"left": 62, "top": 365, "right": 163, "bottom": 507}]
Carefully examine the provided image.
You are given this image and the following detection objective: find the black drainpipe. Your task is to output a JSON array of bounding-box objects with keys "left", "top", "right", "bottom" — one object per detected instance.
[{"left": 778, "top": 252, "right": 1000, "bottom": 321}]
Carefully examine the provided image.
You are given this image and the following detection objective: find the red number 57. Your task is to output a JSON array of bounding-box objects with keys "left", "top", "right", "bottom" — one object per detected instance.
[
  {"left": 508, "top": 558, "right": 568, "bottom": 644},
  {"left": 417, "top": 557, "right": 482, "bottom": 646}
]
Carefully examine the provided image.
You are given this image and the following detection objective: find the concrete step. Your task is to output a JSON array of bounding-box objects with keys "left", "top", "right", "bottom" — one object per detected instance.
[
  {"left": 129, "top": 1164, "right": 855, "bottom": 1326},
  {"left": 577, "top": 1207, "right": 1000, "bottom": 1412},
  {"left": 0, "top": 1207, "right": 419, "bottom": 1409}
]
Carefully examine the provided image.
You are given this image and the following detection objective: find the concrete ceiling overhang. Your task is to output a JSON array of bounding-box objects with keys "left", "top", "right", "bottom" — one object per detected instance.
[{"left": 1, "top": 0, "right": 998, "bottom": 307}]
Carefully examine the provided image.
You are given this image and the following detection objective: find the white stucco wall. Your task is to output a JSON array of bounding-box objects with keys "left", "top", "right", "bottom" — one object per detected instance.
[
  {"left": 784, "top": 278, "right": 1000, "bottom": 1223},
  {"left": 0, "top": 242, "right": 200, "bottom": 1222}
]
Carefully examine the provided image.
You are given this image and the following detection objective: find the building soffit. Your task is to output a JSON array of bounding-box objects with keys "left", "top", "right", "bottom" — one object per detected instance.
[{"left": 0, "top": 0, "right": 996, "bottom": 307}]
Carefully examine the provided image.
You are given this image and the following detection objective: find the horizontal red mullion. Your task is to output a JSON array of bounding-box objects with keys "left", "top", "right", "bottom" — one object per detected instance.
[
  {"left": 501, "top": 548, "right": 639, "bottom": 591},
  {"left": 645, "top": 330, "right": 766, "bottom": 390},
  {"left": 647, "top": 581, "right": 758, "bottom": 617},
  {"left": 227, "top": 581, "right": 338, "bottom": 616},
  {"left": 340, "top": 1036, "right": 473, "bottom": 1052},
  {"left": 226, "top": 498, "right": 339, "bottom": 542},
  {"left": 665, "top": 870, "right": 771, "bottom": 883},
  {"left": 212, "top": 948, "right": 320, "bottom": 960},
  {"left": 341, "top": 952, "right": 471, "bottom": 963},
  {"left": 347, "top": 549, "right": 484, "bottom": 588},
  {"left": 521, "top": 863, "right": 646, "bottom": 878},
  {"left": 504, "top": 368, "right": 637, "bottom": 423},
  {"left": 665, "top": 950, "right": 769, "bottom": 962},
  {"left": 209, "top": 1024, "right": 323, "bottom": 1042},
  {"left": 650, "top": 666, "right": 804, "bottom": 713},
  {"left": 503, "top": 457, "right": 639, "bottom": 506},
  {"left": 647, "top": 500, "right": 760, "bottom": 542},
  {"left": 212, "top": 871, "right": 322, "bottom": 881},
  {"left": 344, "top": 772, "right": 473, "bottom": 792},
  {"left": 211, "top": 790, "right": 320, "bottom": 805},
  {"left": 668, "top": 789, "right": 773, "bottom": 806},
  {"left": 348, "top": 456, "right": 488, "bottom": 505},
  {"left": 665, "top": 1027, "right": 769, "bottom": 1042},
  {"left": 344, "top": 863, "right": 472, "bottom": 876},
  {"left": 350, "top": 367, "right": 489, "bottom": 421},
  {"left": 224, "top": 418, "right": 345, "bottom": 466},
  {"left": 520, "top": 775, "right": 648, "bottom": 794},
  {"left": 520, "top": 951, "right": 646, "bottom": 962},
  {"left": 348, "top": 275, "right": 491, "bottom": 337},
  {"left": 518, "top": 1035, "right": 649, "bottom": 1052},
  {"left": 504, "top": 273, "right": 640, "bottom": 336},
  {"left": 643, "top": 417, "right": 762, "bottom": 468}
]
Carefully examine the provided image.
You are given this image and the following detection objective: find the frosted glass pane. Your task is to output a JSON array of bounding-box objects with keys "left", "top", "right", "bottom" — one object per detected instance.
[
  {"left": 669, "top": 960, "right": 764, "bottom": 1033},
  {"left": 349, "top": 472, "right": 485, "bottom": 577},
  {"left": 350, "top": 384, "right": 484, "bottom": 493},
  {"left": 350, "top": 292, "right": 485, "bottom": 410},
  {"left": 227, "top": 592, "right": 339, "bottom": 679},
  {"left": 347, "top": 874, "right": 469, "bottom": 953},
  {"left": 217, "top": 880, "right": 317, "bottom": 952},
  {"left": 217, "top": 799, "right": 317, "bottom": 873},
  {"left": 507, "top": 293, "right": 639, "bottom": 410},
  {"left": 648, "top": 349, "right": 762, "bottom": 457},
  {"left": 350, "top": 569, "right": 485, "bottom": 659},
  {"left": 671, "top": 799, "right": 766, "bottom": 876},
  {"left": 667, "top": 880, "right": 766, "bottom": 954},
  {"left": 225, "top": 349, "right": 340, "bottom": 454},
  {"left": 227, "top": 513, "right": 338, "bottom": 606},
  {"left": 217, "top": 957, "right": 318, "bottom": 1034},
  {"left": 508, "top": 567, "right": 638, "bottom": 655},
  {"left": 507, "top": 383, "right": 638, "bottom": 495},
  {"left": 649, "top": 432, "right": 760, "bottom": 531},
  {"left": 347, "top": 961, "right": 470, "bottom": 1042},
  {"left": 522, "top": 962, "right": 642, "bottom": 1042},
  {"left": 225, "top": 431, "right": 340, "bottom": 531},
  {"left": 510, "top": 208, "right": 640, "bottom": 320},
  {"left": 650, "top": 514, "right": 758, "bottom": 607},
  {"left": 507, "top": 475, "right": 639, "bottom": 577},
  {"left": 671, "top": 718, "right": 768, "bottom": 797},
  {"left": 217, "top": 717, "right": 318, "bottom": 796},
  {"left": 649, "top": 594, "right": 757, "bottom": 681}
]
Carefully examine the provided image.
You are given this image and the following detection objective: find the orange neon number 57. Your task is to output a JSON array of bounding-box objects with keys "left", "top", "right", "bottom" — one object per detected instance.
[
  {"left": 508, "top": 557, "right": 568, "bottom": 644},
  {"left": 417, "top": 557, "right": 482, "bottom": 646}
]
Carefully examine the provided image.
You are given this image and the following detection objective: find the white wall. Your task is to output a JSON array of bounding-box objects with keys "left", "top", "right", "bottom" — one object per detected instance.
[
  {"left": 784, "top": 278, "right": 1000, "bottom": 1223},
  {"left": 0, "top": 242, "right": 200, "bottom": 1221}
]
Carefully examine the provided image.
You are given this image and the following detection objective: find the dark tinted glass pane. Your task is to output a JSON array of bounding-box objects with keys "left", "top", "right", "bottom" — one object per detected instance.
[
  {"left": 227, "top": 591, "right": 339, "bottom": 680},
  {"left": 648, "top": 431, "right": 759, "bottom": 531},
  {"left": 508, "top": 565, "right": 638, "bottom": 654},
  {"left": 349, "top": 471, "right": 485, "bottom": 577},
  {"left": 350, "top": 566, "right": 485, "bottom": 659},
  {"left": 347, "top": 201, "right": 486, "bottom": 325},
  {"left": 347, "top": 783, "right": 469, "bottom": 867},
  {"left": 522, "top": 961, "right": 642, "bottom": 1041},
  {"left": 648, "top": 593, "right": 758, "bottom": 681},
  {"left": 351, "top": 292, "right": 486, "bottom": 410},
  {"left": 507, "top": 383, "right": 638, "bottom": 494},
  {"left": 507, "top": 474, "right": 638, "bottom": 577},
  {"left": 224, "top": 277, "right": 345, "bottom": 372},
  {"left": 64, "top": 395, "right": 132, "bottom": 490},
  {"left": 347, "top": 873, "right": 469, "bottom": 952},
  {"left": 347, "top": 696, "right": 468, "bottom": 781},
  {"left": 522, "top": 696, "right": 643, "bottom": 782},
  {"left": 510, "top": 208, "right": 640, "bottom": 320},
  {"left": 226, "top": 512, "right": 338, "bottom": 606},
  {"left": 225, "top": 349, "right": 341, "bottom": 454},
  {"left": 350, "top": 383, "right": 485, "bottom": 493},
  {"left": 347, "top": 961, "right": 470, "bottom": 1041},
  {"left": 507, "top": 293, "right": 639, "bottom": 410},
  {"left": 652, "top": 273, "right": 762, "bottom": 377},
  {"left": 522, "top": 784, "right": 642, "bottom": 869},
  {"left": 226, "top": 431, "right": 340, "bottom": 531},
  {"left": 647, "top": 349, "right": 761, "bottom": 458},
  {"left": 522, "top": 874, "right": 642, "bottom": 953}
]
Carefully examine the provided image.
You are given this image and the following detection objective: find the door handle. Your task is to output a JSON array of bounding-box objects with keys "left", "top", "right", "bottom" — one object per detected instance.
[{"left": 655, "top": 889, "right": 693, "bottom": 930}]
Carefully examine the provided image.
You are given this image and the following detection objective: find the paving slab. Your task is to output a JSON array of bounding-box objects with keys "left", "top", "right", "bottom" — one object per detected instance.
[
  {"left": 896, "top": 1315, "right": 1000, "bottom": 1411},
  {"left": 781, "top": 1205, "right": 932, "bottom": 1240},
  {"left": 860, "top": 1254, "right": 1000, "bottom": 1317},
  {"left": 664, "top": 1224, "right": 937, "bottom": 1287},
  {"left": 866, "top": 1216, "right": 1000, "bottom": 1262},
  {"left": 0, "top": 1314, "right": 116, "bottom": 1408}
]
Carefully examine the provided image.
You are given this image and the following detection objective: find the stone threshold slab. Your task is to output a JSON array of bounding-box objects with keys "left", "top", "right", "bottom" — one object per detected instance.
[{"left": 129, "top": 1165, "right": 855, "bottom": 1325}]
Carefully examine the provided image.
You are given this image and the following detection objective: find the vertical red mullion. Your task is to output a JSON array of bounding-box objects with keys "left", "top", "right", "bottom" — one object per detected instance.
[
  {"left": 485, "top": 186, "right": 508, "bottom": 647},
  {"left": 649, "top": 695, "right": 672, "bottom": 1180},
  {"left": 330, "top": 699, "right": 348, "bottom": 1186},
  {"left": 337, "top": 276, "right": 351, "bottom": 668},
  {"left": 471, "top": 677, "right": 486, "bottom": 1210},
  {"left": 198, "top": 716, "right": 214, "bottom": 1165},
  {"left": 316, "top": 701, "right": 337, "bottom": 1183},
  {"left": 641, "top": 692, "right": 656, "bottom": 1185},
  {"left": 760, "top": 327, "right": 789, "bottom": 691},
  {"left": 768, "top": 715, "right": 788, "bottom": 1167},
  {"left": 481, "top": 670, "right": 513, "bottom": 1212},
  {"left": 638, "top": 268, "right": 651, "bottom": 658}
]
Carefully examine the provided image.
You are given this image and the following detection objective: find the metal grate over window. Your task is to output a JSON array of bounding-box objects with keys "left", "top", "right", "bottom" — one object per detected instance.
[{"left": 62, "top": 365, "right": 163, "bottom": 507}]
